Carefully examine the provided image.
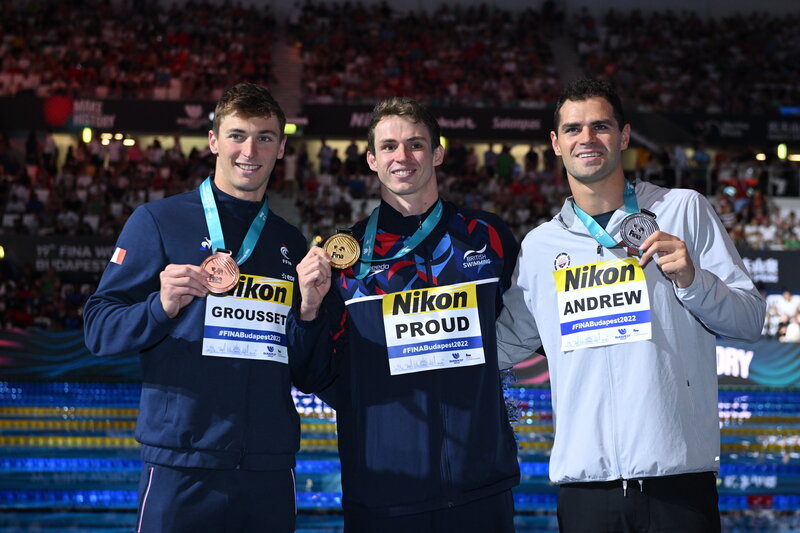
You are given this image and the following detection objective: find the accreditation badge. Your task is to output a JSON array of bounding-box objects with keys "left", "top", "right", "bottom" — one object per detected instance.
[
  {"left": 553, "top": 257, "right": 652, "bottom": 351},
  {"left": 202, "top": 274, "right": 293, "bottom": 363},
  {"left": 382, "top": 281, "right": 485, "bottom": 375}
]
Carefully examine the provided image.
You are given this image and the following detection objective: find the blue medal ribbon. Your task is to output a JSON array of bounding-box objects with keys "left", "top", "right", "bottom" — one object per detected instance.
[
  {"left": 572, "top": 180, "right": 639, "bottom": 250},
  {"left": 354, "top": 200, "right": 444, "bottom": 279},
  {"left": 199, "top": 177, "right": 269, "bottom": 265}
]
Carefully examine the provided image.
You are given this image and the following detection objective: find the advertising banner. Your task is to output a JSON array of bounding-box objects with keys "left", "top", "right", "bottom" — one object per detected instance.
[
  {"left": 2, "top": 97, "right": 798, "bottom": 146},
  {"left": 1, "top": 96, "right": 214, "bottom": 133},
  {"left": 0, "top": 235, "right": 116, "bottom": 283}
]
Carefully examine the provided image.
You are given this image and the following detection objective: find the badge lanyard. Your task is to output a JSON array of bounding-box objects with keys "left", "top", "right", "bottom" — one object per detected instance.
[
  {"left": 199, "top": 177, "right": 269, "bottom": 265},
  {"left": 572, "top": 180, "right": 638, "bottom": 250},
  {"left": 354, "top": 200, "right": 444, "bottom": 279}
]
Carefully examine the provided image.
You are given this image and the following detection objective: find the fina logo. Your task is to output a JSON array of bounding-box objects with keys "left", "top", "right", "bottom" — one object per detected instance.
[{"left": 200, "top": 237, "right": 212, "bottom": 250}]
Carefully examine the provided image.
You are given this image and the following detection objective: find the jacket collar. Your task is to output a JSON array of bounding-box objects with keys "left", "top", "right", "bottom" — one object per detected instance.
[{"left": 377, "top": 198, "right": 441, "bottom": 236}]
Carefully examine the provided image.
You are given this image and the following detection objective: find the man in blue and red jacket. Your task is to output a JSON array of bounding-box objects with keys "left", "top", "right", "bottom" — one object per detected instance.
[{"left": 288, "top": 97, "right": 520, "bottom": 532}]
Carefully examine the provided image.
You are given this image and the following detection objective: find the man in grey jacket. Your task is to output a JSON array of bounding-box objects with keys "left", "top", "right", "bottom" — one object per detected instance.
[{"left": 496, "top": 78, "right": 765, "bottom": 532}]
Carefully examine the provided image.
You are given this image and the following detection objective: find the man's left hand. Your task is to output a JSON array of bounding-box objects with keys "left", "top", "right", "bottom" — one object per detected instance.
[{"left": 638, "top": 231, "right": 695, "bottom": 288}]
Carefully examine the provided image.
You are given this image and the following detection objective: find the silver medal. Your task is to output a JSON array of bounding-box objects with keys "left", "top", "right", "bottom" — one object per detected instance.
[{"left": 620, "top": 212, "right": 659, "bottom": 249}]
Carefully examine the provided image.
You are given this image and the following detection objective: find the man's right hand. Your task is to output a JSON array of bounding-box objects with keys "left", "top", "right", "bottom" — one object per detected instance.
[
  {"left": 159, "top": 264, "right": 210, "bottom": 318},
  {"left": 296, "top": 247, "right": 333, "bottom": 321}
]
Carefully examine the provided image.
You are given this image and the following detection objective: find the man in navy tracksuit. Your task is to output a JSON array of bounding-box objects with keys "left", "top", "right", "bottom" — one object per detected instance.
[
  {"left": 288, "top": 97, "right": 520, "bottom": 532},
  {"left": 84, "top": 83, "right": 326, "bottom": 532}
]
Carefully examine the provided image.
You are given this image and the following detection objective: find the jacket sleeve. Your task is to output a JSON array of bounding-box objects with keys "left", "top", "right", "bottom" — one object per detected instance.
[
  {"left": 478, "top": 210, "right": 519, "bottom": 317},
  {"left": 496, "top": 245, "right": 543, "bottom": 371},
  {"left": 674, "top": 193, "right": 766, "bottom": 342},
  {"left": 83, "top": 205, "right": 174, "bottom": 357},
  {"left": 494, "top": 215, "right": 520, "bottom": 296},
  {"left": 286, "top": 289, "right": 345, "bottom": 397}
]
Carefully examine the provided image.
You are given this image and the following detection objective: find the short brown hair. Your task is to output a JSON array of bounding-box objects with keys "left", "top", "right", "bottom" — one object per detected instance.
[
  {"left": 553, "top": 78, "right": 626, "bottom": 133},
  {"left": 367, "top": 97, "right": 441, "bottom": 154},
  {"left": 212, "top": 83, "right": 286, "bottom": 137}
]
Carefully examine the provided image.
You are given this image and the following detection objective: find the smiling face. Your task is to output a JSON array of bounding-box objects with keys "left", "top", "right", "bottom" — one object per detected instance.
[
  {"left": 366, "top": 115, "right": 444, "bottom": 212},
  {"left": 208, "top": 112, "right": 286, "bottom": 201},
  {"left": 550, "top": 96, "right": 630, "bottom": 186}
]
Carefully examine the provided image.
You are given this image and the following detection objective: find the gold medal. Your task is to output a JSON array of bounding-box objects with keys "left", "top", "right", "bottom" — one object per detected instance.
[
  {"left": 323, "top": 232, "right": 361, "bottom": 270},
  {"left": 200, "top": 249, "right": 240, "bottom": 294}
]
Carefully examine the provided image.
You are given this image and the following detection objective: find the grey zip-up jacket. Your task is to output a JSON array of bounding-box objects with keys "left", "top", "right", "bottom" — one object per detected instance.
[{"left": 496, "top": 179, "right": 765, "bottom": 484}]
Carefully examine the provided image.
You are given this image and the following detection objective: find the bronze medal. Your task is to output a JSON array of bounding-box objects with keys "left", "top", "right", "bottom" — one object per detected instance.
[
  {"left": 620, "top": 212, "right": 659, "bottom": 249},
  {"left": 323, "top": 232, "right": 361, "bottom": 270},
  {"left": 200, "top": 250, "right": 240, "bottom": 294}
]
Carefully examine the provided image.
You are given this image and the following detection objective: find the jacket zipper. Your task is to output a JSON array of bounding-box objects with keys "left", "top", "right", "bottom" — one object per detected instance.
[
  {"left": 238, "top": 360, "right": 251, "bottom": 469},
  {"left": 421, "top": 224, "right": 434, "bottom": 284},
  {"left": 605, "top": 352, "right": 623, "bottom": 484},
  {"left": 420, "top": 233, "right": 452, "bottom": 496}
]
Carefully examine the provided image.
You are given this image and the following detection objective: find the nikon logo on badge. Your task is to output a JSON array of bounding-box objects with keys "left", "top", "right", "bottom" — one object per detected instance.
[
  {"left": 391, "top": 288, "right": 468, "bottom": 315},
  {"left": 563, "top": 262, "right": 636, "bottom": 292},
  {"left": 231, "top": 275, "right": 292, "bottom": 304}
]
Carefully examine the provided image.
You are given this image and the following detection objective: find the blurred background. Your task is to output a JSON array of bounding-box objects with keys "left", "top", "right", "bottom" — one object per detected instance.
[{"left": 1, "top": 0, "right": 800, "bottom": 531}]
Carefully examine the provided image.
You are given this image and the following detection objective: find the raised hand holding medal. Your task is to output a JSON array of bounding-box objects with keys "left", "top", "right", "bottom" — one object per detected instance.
[{"left": 637, "top": 224, "right": 696, "bottom": 288}]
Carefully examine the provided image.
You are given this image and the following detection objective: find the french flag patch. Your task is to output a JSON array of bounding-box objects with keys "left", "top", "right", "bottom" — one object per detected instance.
[{"left": 110, "top": 247, "right": 127, "bottom": 265}]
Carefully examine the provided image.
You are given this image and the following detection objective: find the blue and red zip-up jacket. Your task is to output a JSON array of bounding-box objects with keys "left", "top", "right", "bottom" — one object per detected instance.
[{"left": 287, "top": 199, "right": 520, "bottom": 516}]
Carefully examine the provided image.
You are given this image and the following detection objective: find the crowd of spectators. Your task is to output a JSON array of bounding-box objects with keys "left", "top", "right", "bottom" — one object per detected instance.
[
  {"left": 571, "top": 8, "right": 800, "bottom": 114},
  {"left": 292, "top": 1, "right": 563, "bottom": 108},
  {"left": 3, "top": 127, "right": 800, "bottom": 332},
  {"left": 0, "top": 264, "right": 89, "bottom": 332},
  {"left": 3, "top": 1, "right": 800, "bottom": 116},
  {"left": 292, "top": 2, "right": 800, "bottom": 114},
  {"left": 0, "top": 130, "right": 220, "bottom": 331},
  {"left": 718, "top": 188, "right": 800, "bottom": 251},
  {"left": 0, "top": 0, "right": 276, "bottom": 101},
  {"left": 0, "top": 132, "right": 213, "bottom": 238}
]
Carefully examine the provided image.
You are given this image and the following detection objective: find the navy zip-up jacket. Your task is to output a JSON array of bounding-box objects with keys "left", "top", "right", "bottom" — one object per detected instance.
[
  {"left": 84, "top": 182, "right": 326, "bottom": 470},
  {"left": 287, "top": 199, "right": 520, "bottom": 516}
]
